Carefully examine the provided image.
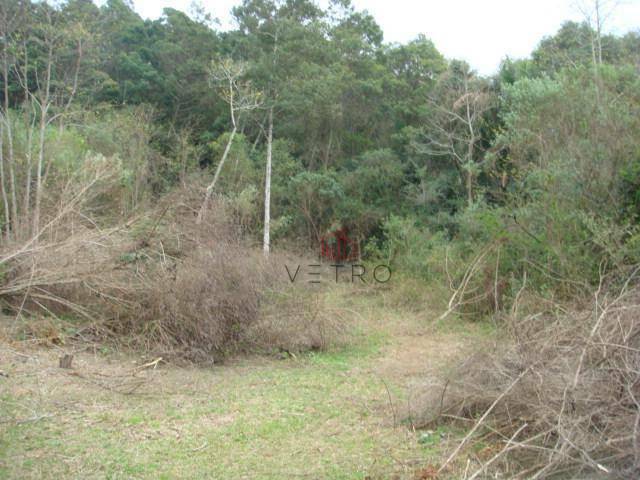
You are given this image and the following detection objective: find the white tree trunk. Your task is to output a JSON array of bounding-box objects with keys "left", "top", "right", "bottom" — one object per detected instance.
[
  {"left": 33, "top": 103, "right": 48, "bottom": 237},
  {"left": 0, "top": 120, "right": 10, "bottom": 239},
  {"left": 263, "top": 107, "right": 273, "bottom": 256},
  {"left": 24, "top": 111, "right": 35, "bottom": 230},
  {"left": 2, "top": 55, "right": 17, "bottom": 237},
  {"left": 32, "top": 46, "right": 52, "bottom": 238}
]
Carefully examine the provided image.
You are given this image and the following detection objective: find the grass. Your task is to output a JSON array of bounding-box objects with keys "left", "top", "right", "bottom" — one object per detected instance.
[{"left": 0, "top": 284, "right": 494, "bottom": 479}]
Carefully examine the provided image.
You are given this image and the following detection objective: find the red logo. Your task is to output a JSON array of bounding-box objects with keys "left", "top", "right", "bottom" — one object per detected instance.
[{"left": 320, "top": 227, "right": 360, "bottom": 262}]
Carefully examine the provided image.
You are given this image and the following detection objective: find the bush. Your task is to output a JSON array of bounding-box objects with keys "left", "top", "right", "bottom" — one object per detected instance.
[
  {"left": 416, "top": 276, "right": 640, "bottom": 478},
  {"left": 0, "top": 182, "right": 346, "bottom": 361},
  {"left": 366, "top": 215, "right": 449, "bottom": 281},
  {"left": 248, "top": 285, "right": 347, "bottom": 354}
]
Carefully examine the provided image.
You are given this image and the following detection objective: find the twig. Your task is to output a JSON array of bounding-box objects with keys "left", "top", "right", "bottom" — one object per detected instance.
[
  {"left": 134, "top": 357, "right": 163, "bottom": 371},
  {"left": 438, "top": 242, "right": 496, "bottom": 321},
  {"left": 380, "top": 377, "right": 398, "bottom": 428},
  {"left": 467, "top": 423, "right": 528, "bottom": 480},
  {"left": 0, "top": 413, "right": 55, "bottom": 425},
  {"left": 191, "top": 441, "right": 208, "bottom": 452},
  {"left": 438, "top": 366, "right": 531, "bottom": 474}
]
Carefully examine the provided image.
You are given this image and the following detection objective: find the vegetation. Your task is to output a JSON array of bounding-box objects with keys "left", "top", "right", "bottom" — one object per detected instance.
[{"left": 1, "top": 0, "right": 639, "bottom": 478}]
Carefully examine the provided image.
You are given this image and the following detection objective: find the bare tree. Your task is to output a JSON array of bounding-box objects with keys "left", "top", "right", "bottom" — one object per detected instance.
[
  {"left": 574, "top": 0, "right": 621, "bottom": 64},
  {"left": 574, "top": 0, "right": 621, "bottom": 105},
  {"left": 416, "top": 64, "right": 493, "bottom": 207},
  {"left": 197, "top": 59, "right": 261, "bottom": 223},
  {"left": 0, "top": 0, "right": 23, "bottom": 239},
  {"left": 0, "top": 3, "right": 84, "bottom": 239},
  {"left": 31, "top": 13, "right": 56, "bottom": 237}
]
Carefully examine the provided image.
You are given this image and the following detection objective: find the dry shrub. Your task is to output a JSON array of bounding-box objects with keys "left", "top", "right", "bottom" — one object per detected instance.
[
  {"left": 1, "top": 181, "right": 346, "bottom": 361},
  {"left": 0, "top": 157, "right": 139, "bottom": 324},
  {"left": 247, "top": 285, "right": 348, "bottom": 354},
  {"left": 419, "top": 272, "right": 640, "bottom": 479},
  {"left": 120, "top": 187, "right": 346, "bottom": 360},
  {"left": 117, "top": 245, "right": 267, "bottom": 359}
]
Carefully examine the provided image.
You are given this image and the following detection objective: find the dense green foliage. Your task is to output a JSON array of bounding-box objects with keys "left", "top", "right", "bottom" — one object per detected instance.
[{"left": 1, "top": 0, "right": 639, "bottom": 307}]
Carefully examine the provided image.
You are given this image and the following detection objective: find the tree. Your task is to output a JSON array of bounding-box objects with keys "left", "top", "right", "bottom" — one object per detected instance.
[
  {"left": 263, "top": 105, "right": 273, "bottom": 254},
  {"left": 341, "top": 148, "right": 405, "bottom": 237},
  {"left": 383, "top": 35, "right": 447, "bottom": 129},
  {"left": 197, "top": 58, "right": 261, "bottom": 223},
  {"left": 0, "top": 1, "right": 85, "bottom": 239},
  {"left": 414, "top": 62, "right": 494, "bottom": 207},
  {"left": 288, "top": 170, "right": 343, "bottom": 245},
  {"left": 232, "top": 0, "right": 324, "bottom": 254},
  {"left": 0, "top": 0, "right": 24, "bottom": 239}
]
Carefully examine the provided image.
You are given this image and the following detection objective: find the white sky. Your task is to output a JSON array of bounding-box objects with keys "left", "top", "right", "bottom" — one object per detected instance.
[{"left": 110, "top": 0, "right": 640, "bottom": 75}]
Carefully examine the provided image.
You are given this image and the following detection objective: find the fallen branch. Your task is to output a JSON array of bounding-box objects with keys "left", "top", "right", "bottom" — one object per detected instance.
[{"left": 438, "top": 366, "right": 531, "bottom": 474}]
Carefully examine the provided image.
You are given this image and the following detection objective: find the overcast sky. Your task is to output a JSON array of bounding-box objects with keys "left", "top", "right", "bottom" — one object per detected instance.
[{"left": 110, "top": 0, "right": 640, "bottom": 75}]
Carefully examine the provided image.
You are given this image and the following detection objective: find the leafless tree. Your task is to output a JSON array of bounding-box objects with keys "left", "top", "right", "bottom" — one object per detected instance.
[
  {"left": 574, "top": 0, "right": 621, "bottom": 64},
  {"left": 416, "top": 64, "right": 493, "bottom": 207},
  {"left": 197, "top": 58, "right": 261, "bottom": 223},
  {"left": 574, "top": 0, "right": 622, "bottom": 105},
  {"left": 0, "top": 3, "right": 84, "bottom": 240},
  {"left": 0, "top": 0, "right": 23, "bottom": 239}
]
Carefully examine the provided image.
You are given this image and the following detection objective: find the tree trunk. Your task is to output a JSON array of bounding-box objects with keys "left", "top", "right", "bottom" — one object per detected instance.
[
  {"left": 33, "top": 105, "right": 47, "bottom": 237},
  {"left": 32, "top": 41, "right": 54, "bottom": 237},
  {"left": 465, "top": 83, "right": 475, "bottom": 207},
  {"left": 3, "top": 52, "right": 17, "bottom": 237},
  {"left": 197, "top": 125, "right": 237, "bottom": 223},
  {"left": 6, "top": 114, "right": 17, "bottom": 236},
  {"left": 23, "top": 109, "right": 35, "bottom": 233},
  {"left": 263, "top": 107, "right": 273, "bottom": 256},
  {"left": 0, "top": 121, "right": 10, "bottom": 240},
  {"left": 466, "top": 142, "right": 474, "bottom": 207},
  {"left": 595, "top": 0, "right": 602, "bottom": 65},
  {"left": 199, "top": 76, "right": 233, "bottom": 222}
]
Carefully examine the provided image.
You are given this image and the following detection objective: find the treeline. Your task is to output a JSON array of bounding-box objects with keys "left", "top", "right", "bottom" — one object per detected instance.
[
  {"left": 0, "top": 0, "right": 452, "bottom": 246},
  {"left": 1, "top": 0, "right": 640, "bottom": 292}
]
